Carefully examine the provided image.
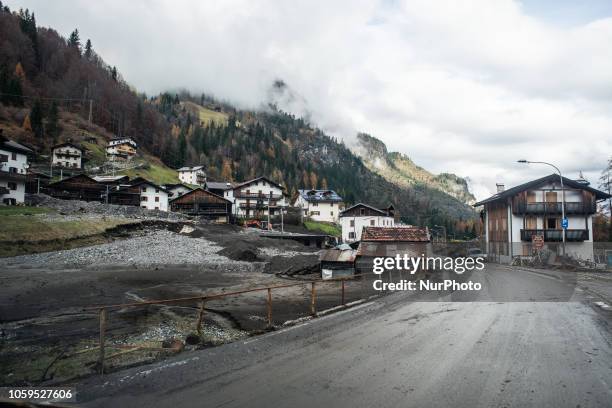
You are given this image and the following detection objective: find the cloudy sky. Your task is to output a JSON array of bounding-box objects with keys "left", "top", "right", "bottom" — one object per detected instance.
[{"left": 7, "top": 0, "right": 612, "bottom": 199}]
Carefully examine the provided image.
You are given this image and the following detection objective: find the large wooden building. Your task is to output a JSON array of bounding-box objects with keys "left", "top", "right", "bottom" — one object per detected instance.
[
  {"left": 46, "top": 174, "right": 105, "bottom": 202},
  {"left": 170, "top": 188, "right": 232, "bottom": 222}
]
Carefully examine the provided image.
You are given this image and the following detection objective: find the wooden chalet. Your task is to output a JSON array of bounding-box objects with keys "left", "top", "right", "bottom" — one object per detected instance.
[
  {"left": 46, "top": 174, "right": 105, "bottom": 202},
  {"left": 170, "top": 188, "right": 232, "bottom": 223}
]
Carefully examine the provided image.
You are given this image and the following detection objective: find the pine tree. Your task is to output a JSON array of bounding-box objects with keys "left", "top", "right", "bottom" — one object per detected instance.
[
  {"left": 68, "top": 29, "right": 81, "bottom": 53},
  {"left": 47, "top": 101, "right": 60, "bottom": 141},
  {"left": 110, "top": 66, "right": 118, "bottom": 81},
  {"left": 84, "top": 39, "right": 92, "bottom": 59},
  {"left": 30, "top": 99, "right": 44, "bottom": 138}
]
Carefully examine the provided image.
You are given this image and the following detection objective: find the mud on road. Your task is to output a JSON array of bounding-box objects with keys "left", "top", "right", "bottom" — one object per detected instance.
[{"left": 1, "top": 222, "right": 371, "bottom": 386}]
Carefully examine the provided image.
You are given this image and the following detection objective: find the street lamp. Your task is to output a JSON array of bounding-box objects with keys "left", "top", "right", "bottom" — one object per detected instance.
[{"left": 517, "top": 160, "right": 566, "bottom": 257}]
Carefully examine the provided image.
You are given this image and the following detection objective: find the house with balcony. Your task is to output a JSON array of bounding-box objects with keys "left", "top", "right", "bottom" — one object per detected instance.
[
  {"left": 474, "top": 174, "right": 611, "bottom": 263},
  {"left": 223, "top": 176, "right": 288, "bottom": 218},
  {"left": 293, "top": 189, "right": 344, "bottom": 223},
  {"left": 52, "top": 142, "right": 83, "bottom": 169},
  {"left": 106, "top": 137, "right": 137, "bottom": 160},
  {"left": 0, "top": 135, "right": 32, "bottom": 204},
  {"left": 177, "top": 166, "right": 206, "bottom": 186}
]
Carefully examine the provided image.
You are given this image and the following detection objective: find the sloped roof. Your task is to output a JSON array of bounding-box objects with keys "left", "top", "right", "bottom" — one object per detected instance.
[
  {"left": 164, "top": 183, "right": 193, "bottom": 190},
  {"left": 169, "top": 187, "right": 231, "bottom": 203},
  {"left": 339, "top": 203, "right": 389, "bottom": 217},
  {"left": 319, "top": 248, "right": 357, "bottom": 263},
  {"left": 206, "top": 181, "right": 235, "bottom": 190},
  {"left": 232, "top": 176, "right": 285, "bottom": 191},
  {"left": 298, "top": 189, "right": 343, "bottom": 202},
  {"left": 474, "top": 173, "right": 611, "bottom": 206},
  {"left": 127, "top": 179, "right": 169, "bottom": 193},
  {"left": 177, "top": 166, "right": 205, "bottom": 172},
  {"left": 361, "top": 226, "right": 430, "bottom": 242},
  {"left": 52, "top": 142, "right": 82, "bottom": 151},
  {"left": 1, "top": 138, "right": 33, "bottom": 155}
]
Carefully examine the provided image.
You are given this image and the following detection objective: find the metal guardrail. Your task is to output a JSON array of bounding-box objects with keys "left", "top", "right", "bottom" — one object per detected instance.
[{"left": 83, "top": 271, "right": 391, "bottom": 375}]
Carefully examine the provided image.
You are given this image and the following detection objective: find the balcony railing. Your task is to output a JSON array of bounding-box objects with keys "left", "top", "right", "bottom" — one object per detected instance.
[
  {"left": 513, "top": 201, "right": 596, "bottom": 215},
  {"left": 520, "top": 229, "right": 589, "bottom": 242},
  {"left": 0, "top": 169, "right": 27, "bottom": 181},
  {"left": 235, "top": 193, "right": 283, "bottom": 200}
]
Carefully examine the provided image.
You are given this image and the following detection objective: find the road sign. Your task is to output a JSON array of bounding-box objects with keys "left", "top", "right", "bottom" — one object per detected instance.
[
  {"left": 532, "top": 235, "right": 544, "bottom": 250},
  {"left": 561, "top": 218, "right": 568, "bottom": 230}
]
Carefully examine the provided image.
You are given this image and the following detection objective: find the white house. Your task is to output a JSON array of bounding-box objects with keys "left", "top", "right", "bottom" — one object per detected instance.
[
  {"left": 133, "top": 180, "right": 169, "bottom": 211},
  {"left": 52, "top": 142, "right": 83, "bottom": 169},
  {"left": 177, "top": 166, "right": 206, "bottom": 186},
  {"left": 224, "top": 176, "right": 288, "bottom": 218},
  {"left": 294, "top": 189, "right": 344, "bottom": 223},
  {"left": 163, "top": 183, "right": 193, "bottom": 199},
  {"left": 0, "top": 136, "right": 31, "bottom": 205},
  {"left": 474, "top": 173, "right": 611, "bottom": 263},
  {"left": 106, "top": 138, "right": 137, "bottom": 159},
  {"left": 339, "top": 203, "right": 396, "bottom": 243}
]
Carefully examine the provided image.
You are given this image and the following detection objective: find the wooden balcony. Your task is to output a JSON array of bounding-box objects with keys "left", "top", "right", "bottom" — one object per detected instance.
[
  {"left": 235, "top": 192, "right": 283, "bottom": 200},
  {"left": 520, "top": 229, "right": 589, "bottom": 242},
  {"left": 513, "top": 201, "right": 596, "bottom": 215}
]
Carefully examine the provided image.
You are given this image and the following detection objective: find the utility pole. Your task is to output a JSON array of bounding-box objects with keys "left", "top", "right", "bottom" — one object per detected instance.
[
  {"left": 517, "top": 160, "right": 566, "bottom": 257},
  {"left": 281, "top": 204, "right": 284, "bottom": 233}
]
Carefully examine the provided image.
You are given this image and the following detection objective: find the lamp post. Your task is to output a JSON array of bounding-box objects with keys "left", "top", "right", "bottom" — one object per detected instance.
[{"left": 517, "top": 160, "right": 566, "bottom": 257}]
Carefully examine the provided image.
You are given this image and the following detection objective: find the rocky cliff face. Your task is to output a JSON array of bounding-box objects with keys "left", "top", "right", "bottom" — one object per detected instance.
[{"left": 352, "top": 133, "right": 476, "bottom": 205}]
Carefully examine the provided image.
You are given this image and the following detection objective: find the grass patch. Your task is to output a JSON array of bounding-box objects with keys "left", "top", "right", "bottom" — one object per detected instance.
[
  {"left": 81, "top": 141, "right": 108, "bottom": 165},
  {"left": 0, "top": 206, "right": 54, "bottom": 216},
  {"left": 0, "top": 216, "right": 138, "bottom": 257},
  {"left": 303, "top": 220, "right": 341, "bottom": 237},
  {"left": 119, "top": 160, "right": 180, "bottom": 185},
  {"left": 182, "top": 101, "right": 228, "bottom": 125}
]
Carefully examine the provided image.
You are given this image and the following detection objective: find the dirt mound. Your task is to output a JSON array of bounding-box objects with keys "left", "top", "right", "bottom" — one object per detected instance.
[{"left": 218, "top": 242, "right": 263, "bottom": 262}]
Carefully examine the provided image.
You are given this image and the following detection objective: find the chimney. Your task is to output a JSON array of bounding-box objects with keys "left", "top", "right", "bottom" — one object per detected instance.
[{"left": 496, "top": 183, "right": 505, "bottom": 193}]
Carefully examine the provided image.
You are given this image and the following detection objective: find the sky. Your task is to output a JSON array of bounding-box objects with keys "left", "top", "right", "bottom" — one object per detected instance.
[{"left": 6, "top": 0, "right": 612, "bottom": 200}]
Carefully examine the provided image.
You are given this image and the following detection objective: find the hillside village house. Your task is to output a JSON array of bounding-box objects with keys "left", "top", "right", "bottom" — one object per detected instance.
[
  {"left": 132, "top": 179, "right": 169, "bottom": 211},
  {"left": 294, "top": 189, "right": 344, "bottom": 223},
  {"left": 474, "top": 174, "right": 611, "bottom": 263},
  {"left": 106, "top": 137, "right": 137, "bottom": 160},
  {"left": 0, "top": 136, "right": 31, "bottom": 204},
  {"left": 47, "top": 174, "right": 105, "bottom": 202},
  {"left": 170, "top": 188, "right": 232, "bottom": 222},
  {"left": 163, "top": 183, "right": 193, "bottom": 199},
  {"left": 205, "top": 181, "right": 234, "bottom": 196},
  {"left": 224, "top": 176, "right": 288, "bottom": 218},
  {"left": 51, "top": 142, "right": 83, "bottom": 169},
  {"left": 178, "top": 166, "right": 206, "bottom": 186},
  {"left": 339, "top": 203, "right": 396, "bottom": 243}
]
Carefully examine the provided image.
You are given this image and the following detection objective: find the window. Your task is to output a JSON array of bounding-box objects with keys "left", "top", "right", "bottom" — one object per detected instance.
[
  {"left": 11, "top": 152, "right": 16, "bottom": 160},
  {"left": 349, "top": 232, "right": 356, "bottom": 239},
  {"left": 331, "top": 211, "right": 334, "bottom": 216},
  {"left": 141, "top": 196, "right": 148, "bottom": 201},
  {"left": 8, "top": 182, "right": 17, "bottom": 190},
  {"left": 547, "top": 218, "right": 557, "bottom": 229},
  {"left": 360, "top": 208, "right": 365, "bottom": 216},
  {"left": 0, "top": 154, "right": 7, "bottom": 162},
  {"left": 9, "top": 167, "right": 17, "bottom": 173},
  {"left": 311, "top": 211, "right": 320, "bottom": 216},
  {"left": 350, "top": 220, "right": 355, "bottom": 227},
  {"left": 312, "top": 202, "right": 318, "bottom": 207},
  {"left": 370, "top": 219, "right": 375, "bottom": 226},
  {"left": 330, "top": 202, "right": 334, "bottom": 207},
  {"left": 155, "top": 196, "right": 160, "bottom": 202},
  {"left": 155, "top": 189, "right": 159, "bottom": 193},
  {"left": 155, "top": 207, "right": 159, "bottom": 210}
]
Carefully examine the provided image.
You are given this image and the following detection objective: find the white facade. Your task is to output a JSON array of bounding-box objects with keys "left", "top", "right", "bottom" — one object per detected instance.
[
  {"left": 178, "top": 166, "right": 206, "bottom": 186},
  {"left": 477, "top": 176, "right": 609, "bottom": 263},
  {"left": 340, "top": 215, "right": 395, "bottom": 243},
  {"left": 138, "top": 183, "right": 169, "bottom": 211},
  {"left": 52, "top": 144, "right": 82, "bottom": 169},
  {"left": 0, "top": 141, "right": 29, "bottom": 204},
  {"left": 294, "top": 190, "right": 344, "bottom": 223},
  {"left": 224, "top": 177, "right": 288, "bottom": 218},
  {"left": 106, "top": 138, "right": 137, "bottom": 159}
]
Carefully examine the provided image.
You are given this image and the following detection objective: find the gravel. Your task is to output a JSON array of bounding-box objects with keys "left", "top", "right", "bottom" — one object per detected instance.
[
  {"left": 27, "top": 194, "right": 188, "bottom": 221},
  {"left": 4, "top": 230, "right": 248, "bottom": 267}
]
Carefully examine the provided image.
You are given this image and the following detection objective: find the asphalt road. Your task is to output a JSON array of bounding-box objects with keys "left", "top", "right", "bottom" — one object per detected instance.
[{"left": 76, "top": 265, "right": 612, "bottom": 408}]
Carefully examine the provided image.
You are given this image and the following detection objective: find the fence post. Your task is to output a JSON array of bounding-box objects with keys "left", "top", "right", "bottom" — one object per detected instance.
[
  {"left": 341, "top": 279, "right": 345, "bottom": 306},
  {"left": 99, "top": 308, "right": 106, "bottom": 375},
  {"left": 196, "top": 298, "right": 206, "bottom": 334},
  {"left": 310, "top": 282, "right": 317, "bottom": 316},
  {"left": 267, "top": 288, "right": 273, "bottom": 329}
]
